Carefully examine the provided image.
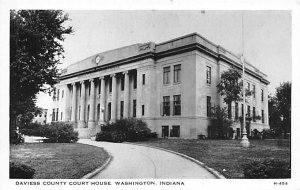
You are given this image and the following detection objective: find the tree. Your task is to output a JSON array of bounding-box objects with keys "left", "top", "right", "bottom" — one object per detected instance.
[
  {"left": 216, "top": 67, "right": 251, "bottom": 119},
  {"left": 269, "top": 82, "right": 291, "bottom": 138},
  {"left": 10, "top": 10, "right": 73, "bottom": 143},
  {"left": 208, "top": 106, "right": 233, "bottom": 139}
]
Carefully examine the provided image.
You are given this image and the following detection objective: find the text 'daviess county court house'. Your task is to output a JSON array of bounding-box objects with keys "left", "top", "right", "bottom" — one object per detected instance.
[{"left": 48, "top": 33, "right": 270, "bottom": 139}]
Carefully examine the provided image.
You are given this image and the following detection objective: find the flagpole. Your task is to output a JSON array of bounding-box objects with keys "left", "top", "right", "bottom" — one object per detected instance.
[{"left": 241, "top": 12, "right": 250, "bottom": 147}]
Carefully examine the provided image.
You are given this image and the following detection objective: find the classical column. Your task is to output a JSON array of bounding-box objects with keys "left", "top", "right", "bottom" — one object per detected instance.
[
  {"left": 71, "top": 83, "right": 77, "bottom": 122},
  {"left": 98, "top": 76, "right": 106, "bottom": 126},
  {"left": 78, "top": 80, "right": 86, "bottom": 128},
  {"left": 64, "top": 84, "right": 70, "bottom": 121},
  {"left": 123, "top": 71, "right": 130, "bottom": 118},
  {"left": 111, "top": 74, "right": 117, "bottom": 122},
  {"left": 88, "top": 79, "right": 96, "bottom": 132}
]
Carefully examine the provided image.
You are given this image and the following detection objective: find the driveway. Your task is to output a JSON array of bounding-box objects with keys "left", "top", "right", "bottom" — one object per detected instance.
[{"left": 78, "top": 139, "right": 217, "bottom": 179}]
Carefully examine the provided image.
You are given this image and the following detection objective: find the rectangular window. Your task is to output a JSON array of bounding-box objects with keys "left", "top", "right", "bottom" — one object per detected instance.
[
  {"left": 173, "top": 95, "right": 181, "bottom": 116},
  {"left": 52, "top": 109, "right": 55, "bottom": 121},
  {"left": 235, "top": 102, "right": 239, "bottom": 120},
  {"left": 142, "top": 74, "right": 145, "bottom": 85},
  {"left": 163, "top": 96, "right": 170, "bottom": 116},
  {"left": 120, "top": 101, "right": 124, "bottom": 118},
  {"left": 107, "top": 103, "right": 111, "bottom": 121},
  {"left": 62, "top": 90, "right": 64, "bottom": 99},
  {"left": 262, "top": 110, "right": 265, "bottom": 123},
  {"left": 253, "top": 107, "right": 256, "bottom": 122},
  {"left": 98, "top": 81, "right": 101, "bottom": 94},
  {"left": 61, "top": 112, "right": 63, "bottom": 121},
  {"left": 56, "top": 108, "right": 59, "bottom": 121},
  {"left": 133, "top": 100, "right": 136, "bottom": 117},
  {"left": 121, "top": 75, "right": 124, "bottom": 91},
  {"left": 207, "top": 96, "right": 211, "bottom": 117},
  {"left": 252, "top": 85, "right": 256, "bottom": 98},
  {"left": 247, "top": 105, "right": 250, "bottom": 117},
  {"left": 133, "top": 73, "right": 137, "bottom": 89},
  {"left": 170, "top": 125, "right": 180, "bottom": 137},
  {"left": 109, "top": 78, "right": 112, "bottom": 93},
  {"left": 162, "top": 126, "right": 169, "bottom": 138},
  {"left": 52, "top": 90, "right": 56, "bottom": 101},
  {"left": 163, "top": 66, "right": 170, "bottom": 84},
  {"left": 97, "top": 104, "right": 100, "bottom": 122},
  {"left": 247, "top": 82, "right": 250, "bottom": 91},
  {"left": 174, "top": 64, "right": 181, "bottom": 83},
  {"left": 88, "top": 83, "right": 91, "bottom": 96},
  {"left": 261, "top": 89, "right": 264, "bottom": 101},
  {"left": 206, "top": 66, "right": 211, "bottom": 84},
  {"left": 142, "top": 105, "right": 145, "bottom": 116},
  {"left": 57, "top": 89, "right": 60, "bottom": 101}
]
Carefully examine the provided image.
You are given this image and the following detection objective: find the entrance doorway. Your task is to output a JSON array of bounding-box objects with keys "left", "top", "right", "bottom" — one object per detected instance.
[{"left": 162, "top": 126, "right": 169, "bottom": 138}]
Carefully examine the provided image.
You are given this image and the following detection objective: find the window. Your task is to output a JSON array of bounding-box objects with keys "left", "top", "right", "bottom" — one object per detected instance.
[
  {"left": 121, "top": 75, "right": 124, "bottom": 91},
  {"left": 173, "top": 95, "right": 181, "bottom": 115},
  {"left": 162, "top": 96, "right": 170, "bottom": 116},
  {"left": 252, "top": 107, "right": 256, "bottom": 122},
  {"left": 56, "top": 108, "right": 59, "bottom": 121},
  {"left": 97, "top": 104, "right": 100, "bottom": 122},
  {"left": 206, "top": 66, "right": 211, "bottom": 84},
  {"left": 228, "top": 104, "right": 232, "bottom": 119},
  {"left": 87, "top": 105, "right": 90, "bottom": 121},
  {"left": 133, "top": 100, "right": 136, "bottom": 117},
  {"left": 262, "top": 110, "right": 265, "bottom": 123},
  {"left": 57, "top": 89, "right": 60, "bottom": 101},
  {"left": 170, "top": 125, "right": 180, "bottom": 137},
  {"left": 108, "top": 103, "right": 111, "bottom": 121},
  {"left": 88, "top": 83, "right": 91, "bottom": 96},
  {"left": 163, "top": 66, "right": 170, "bottom": 84},
  {"left": 207, "top": 96, "right": 211, "bottom": 117},
  {"left": 162, "top": 126, "right": 169, "bottom": 138},
  {"left": 142, "top": 74, "right": 145, "bottom": 85},
  {"left": 247, "top": 106, "right": 250, "bottom": 117},
  {"left": 252, "top": 85, "right": 255, "bottom": 98},
  {"left": 52, "top": 109, "right": 55, "bottom": 121},
  {"left": 62, "top": 90, "right": 64, "bottom": 99},
  {"left": 247, "top": 82, "right": 250, "bottom": 91},
  {"left": 133, "top": 73, "right": 137, "bottom": 89},
  {"left": 261, "top": 89, "right": 264, "bottom": 101},
  {"left": 78, "top": 106, "right": 81, "bottom": 120},
  {"left": 109, "top": 78, "right": 112, "bottom": 93},
  {"left": 174, "top": 64, "right": 181, "bottom": 83},
  {"left": 142, "top": 105, "right": 145, "bottom": 116},
  {"left": 235, "top": 102, "right": 239, "bottom": 120},
  {"left": 61, "top": 112, "right": 63, "bottom": 121},
  {"left": 98, "top": 81, "right": 101, "bottom": 94},
  {"left": 120, "top": 101, "right": 124, "bottom": 118},
  {"left": 52, "top": 90, "right": 56, "bottom": 101}
]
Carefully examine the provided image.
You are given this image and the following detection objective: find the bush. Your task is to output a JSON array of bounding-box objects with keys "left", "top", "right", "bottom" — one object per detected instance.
[
  {"left": 243, "top": 159, "right": 291, "bottom": 179},
  {"left": 41, "top": 122, "right": 78, "bottom": 143},
  {"left": 10, "top": 162, "right": 35, "bottom": 179},
  {"left": 19, "top": 122, "right": 43, "bottom": 136},
  {"left": 10, "top": 130, "right": 24, "bottom": 144},
  {"left": 261, "top": 128, "right": 281, "bottom": 139},
  {"left": 96, "top": 118, "right": 152, "bottom": 142}
]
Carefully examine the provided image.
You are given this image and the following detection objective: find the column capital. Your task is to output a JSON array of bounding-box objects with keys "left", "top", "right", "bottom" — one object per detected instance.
[
  {"left": 99, "top": 76, "right": 105, "bottom": 80},
  {"left": 80, "top": 80, "right": 85, "bottom": 84},
  {"left": 71, "top": 82, "right": 76, "bottom": 86},
  {"left": 110, "top": 73, "right": 116, "bottom": 78},
  {"left": 123, "top": 70, "right": 129, "bottom": 75},
  {"left": 89, "top": 78, "right": 94, "bottom": 83}
]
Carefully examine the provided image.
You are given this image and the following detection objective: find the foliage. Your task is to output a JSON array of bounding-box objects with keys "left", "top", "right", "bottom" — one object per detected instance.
[
  {"left": 10, "top": 162, "right": 35, "bottom": 179},
  {"left": 42, "top": 122, "right": 79, "bottom": 143},
  {"left": 261, "top": 128, "right": 282, "bottom": 139},
  {"left": 10, "top": 130, "right": 24, "bottom": 144},
  {"left": 96, "top": 118, "right": 152, "bottom": 142},
  {"left": 250, "top": 129, "right": 262, "bottom": 139},
  {"left": 10, "top": 10, "right": 73, "bottom": 143},
  {"left": 208, "top": 106, "right": 233, "bottom": 139},
  {"left": 243, "top": 159, "right": 291, "bottom": 179},
  {"left": 268, "top": 82, "right": 291, "bottom": 138},
  {"left": 20, "top": 122, "right": 43, "bottom": 136}
]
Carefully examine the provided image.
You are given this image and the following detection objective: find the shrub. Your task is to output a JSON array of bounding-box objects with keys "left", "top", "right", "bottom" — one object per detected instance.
[
  {"left": 243, "top": 159, "right": 291, "bottom": 179},
  {"left": 10, "top": 162, "right": 35, "bottom": 179},
  {"left": 261, "top": 128, "right": 281, "bottom": 139},
  {"left": 96, "top": 118, "right": 151, "bottom": 142},
  {"left": 10, "top": 130, "right": 24, "bottom": 144},
  {"left": 42, "top": 122, "right": 79, "bottom": 143},
  {"left": 19, "top": 122, "right": 43, "bottom": 136}
]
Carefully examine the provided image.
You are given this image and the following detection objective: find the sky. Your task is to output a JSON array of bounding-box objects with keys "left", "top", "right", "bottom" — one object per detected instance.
[{"left": 36, "top": 10, "right": 291, "bottom": 109}]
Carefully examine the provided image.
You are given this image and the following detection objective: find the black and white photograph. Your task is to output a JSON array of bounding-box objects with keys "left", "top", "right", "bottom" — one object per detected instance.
[{"left": 1, "top": 0, "right": 299, "bottom": 190}]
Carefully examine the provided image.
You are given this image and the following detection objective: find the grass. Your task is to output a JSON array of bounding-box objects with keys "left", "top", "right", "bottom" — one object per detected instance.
[
  {"left": 134, "top": 139, "right": 291, "bottom": 178},
  {"left": 10, "top": 143, "right": 110, "bottom": 179}
]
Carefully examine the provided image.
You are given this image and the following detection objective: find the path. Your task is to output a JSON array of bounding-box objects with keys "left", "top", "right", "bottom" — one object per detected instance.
[{"left": 78, "top": 139, "right": 217, "bottom": 179}]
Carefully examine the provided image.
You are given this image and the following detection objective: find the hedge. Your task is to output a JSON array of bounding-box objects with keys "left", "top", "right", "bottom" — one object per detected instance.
[{"left": 10, "top": 162, "right": 35, "bottom": 179}]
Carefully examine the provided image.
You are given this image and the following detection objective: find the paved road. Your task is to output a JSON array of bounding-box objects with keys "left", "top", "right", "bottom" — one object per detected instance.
[{"left": 78, "top": 139, "right": 217, "bottom": 179}]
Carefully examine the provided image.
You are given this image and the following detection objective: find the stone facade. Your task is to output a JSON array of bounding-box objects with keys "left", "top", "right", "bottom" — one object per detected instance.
[{"left": 47, "top": 33, "right": 270, "bottom": 139}]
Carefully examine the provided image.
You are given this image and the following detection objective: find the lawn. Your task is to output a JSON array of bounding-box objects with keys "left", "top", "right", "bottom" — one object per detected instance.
[
  {"left": 10, "top": 143, "right": 110, "bottom": 179},
  {"left": 134, "top": 139, "right": 291, "bottom": 179}
]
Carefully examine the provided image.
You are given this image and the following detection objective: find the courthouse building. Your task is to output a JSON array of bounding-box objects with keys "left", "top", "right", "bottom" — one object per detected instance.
[{"left": 47, "top": 33, "right": 270, "bottom": 139}]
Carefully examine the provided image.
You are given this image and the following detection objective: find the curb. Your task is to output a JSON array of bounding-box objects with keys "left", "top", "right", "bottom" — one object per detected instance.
[
  {"left": 124, "top": 142, "right": 226, "bottom": 179},
  {"left": 80, "top": 147, "right": 113, "bottom": 179}
]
